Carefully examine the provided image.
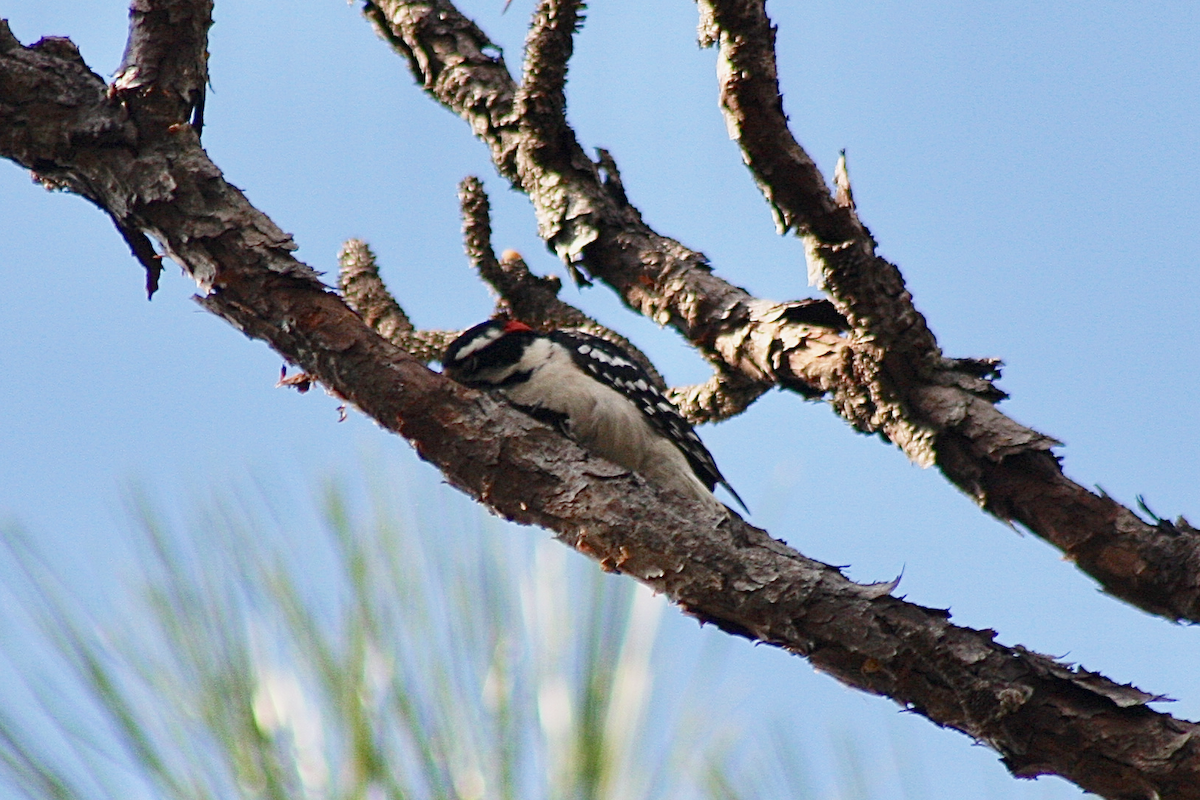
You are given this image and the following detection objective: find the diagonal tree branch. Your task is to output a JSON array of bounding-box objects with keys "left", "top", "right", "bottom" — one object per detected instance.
[
  {"left": 4, "top": 16, "right": 1200, "bottom": 796},
  {"left": 203, "top": 271, "right": 1200, "bottom": 800},
  {"left": 696, "top": 0, "right": 1200, "bottom": 622},
  {"left": 361, "top": 0, "right": 1200, "bottom": 624}
]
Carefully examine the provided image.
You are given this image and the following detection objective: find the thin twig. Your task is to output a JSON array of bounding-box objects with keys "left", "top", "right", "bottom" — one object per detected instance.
[
  {"left": 338, "top": 238, "right": 413, "bottom": 337},
  {"left": 666, "top": 371, "right": 769, "bottom": 426}
]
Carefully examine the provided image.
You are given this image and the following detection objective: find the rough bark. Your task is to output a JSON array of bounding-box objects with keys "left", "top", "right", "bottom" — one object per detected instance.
[
  {"left": 338, "top": 238, "right": 458, "bottom": 363},
  {"left": 361, "top": 0, "right": 1200, "bottom": 625},
  {"left": 695, "top": 0, "right": 1200, "bottom": 622},
  {"left": 4, "top": 5, "right": 1200, "bottom": 797}
]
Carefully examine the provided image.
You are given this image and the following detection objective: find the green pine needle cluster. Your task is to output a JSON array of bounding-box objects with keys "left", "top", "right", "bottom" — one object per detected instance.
[{"left": 0, "top": 477, "right": 824, "bottom": 800}]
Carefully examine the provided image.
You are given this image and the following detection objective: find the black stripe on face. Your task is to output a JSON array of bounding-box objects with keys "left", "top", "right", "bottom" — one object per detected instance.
[
  {"left": 443, "top": 322, "right": 538, "bottom": 383},
  {"left": 444, "top": 320, "right": 505, "bottom": 365}
]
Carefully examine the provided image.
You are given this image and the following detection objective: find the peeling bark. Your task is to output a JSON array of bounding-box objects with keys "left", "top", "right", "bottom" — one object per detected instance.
[
  {"left": 696, "top": 0, "right": 1200, "bottom": 623},
  {"left": 362, "top": 0, "right": 1200, "bottom": 625},
  {"left": 3, "top": 5, "right": 1200, "bottom": 797}
]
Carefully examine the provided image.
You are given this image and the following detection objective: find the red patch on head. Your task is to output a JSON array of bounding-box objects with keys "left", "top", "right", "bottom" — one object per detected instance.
[{"left": 503, "top": 320, "right": 533, "bottom": 333}]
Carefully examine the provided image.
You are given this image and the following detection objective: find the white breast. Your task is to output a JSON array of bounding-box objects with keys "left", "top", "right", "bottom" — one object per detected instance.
[{"left": 501, "top": 341, "right": 715, "bottom": 506}]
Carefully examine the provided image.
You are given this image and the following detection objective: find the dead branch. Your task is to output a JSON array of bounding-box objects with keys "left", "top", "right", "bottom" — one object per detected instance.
[
  {"left": 4, "top": 7, "right": 1200, "bottom": 797},
  {"left": 696, "top": 0, "right": 1200, "bottom": 623},
  {"left": 337, "top": 238, "right": 457, "bottom": 362},
  {"left": 363, "top": 0, "right": 1200, "bottom": 625}
]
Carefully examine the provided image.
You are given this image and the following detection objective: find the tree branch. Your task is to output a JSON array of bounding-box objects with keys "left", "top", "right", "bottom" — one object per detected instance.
[
  {"left": 6, "top": 11, "right": 1200, "bottom": 797},
  {"left": 457, "top": 174, "right": 766, "bottom": 417},
  {"left": 457, "top": 174, "right": 670, "bottom": 390},
  {"left": 337, "top": 238, "right": 457, "bottom": 363},
  {"left": 112, "top": 0, "right": 212, "bottom": 135},
  {"left": 362, "top": 0, "right": 1200, "bottom": 625},
  {"left": 696, "top": 0, "right": 1200, "bottom": 623},
  {"left": 362, "top": 0, "right": 521, "bottom": 179},
  {"left": 201, "top": 270, "right": 1200, "bottom": 800},
  {"left": 348, "top": 174, "right": 760, "bottom": 417}
]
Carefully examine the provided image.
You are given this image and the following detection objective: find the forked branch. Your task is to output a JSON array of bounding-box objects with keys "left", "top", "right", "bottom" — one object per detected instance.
[
  {"left": 3, "top": 6, "right": 1200, "bottom": 797},
  {"left": 363, "top": 0, "right": 1200, "bottom": 625}
]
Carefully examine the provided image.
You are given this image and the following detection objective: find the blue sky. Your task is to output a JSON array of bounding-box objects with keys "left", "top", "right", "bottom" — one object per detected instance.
[{"left": 1, "top": 1, "right": 1198, "bottom": 797}]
